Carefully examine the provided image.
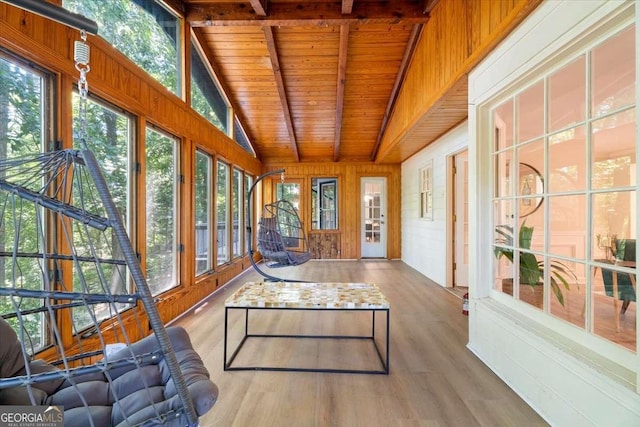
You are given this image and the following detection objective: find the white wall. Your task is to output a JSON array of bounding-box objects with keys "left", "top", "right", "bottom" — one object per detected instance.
[
  {"left": 401, "top": 121, "right": 467, "bottom": 286},
  {"left": 468, "top": 1, "right": 640, "bottom": 425}
]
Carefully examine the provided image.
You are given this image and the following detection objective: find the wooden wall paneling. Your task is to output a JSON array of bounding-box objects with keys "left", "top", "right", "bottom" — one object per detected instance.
[
  {"left": 262, "top": 162, "right": 400, "bottom": 259},
  {"left": 375, "top": 0, "right": 541, "bottom": 163},
  {"left": 377, "top": 0, "right": 469, "bottom": 161}
]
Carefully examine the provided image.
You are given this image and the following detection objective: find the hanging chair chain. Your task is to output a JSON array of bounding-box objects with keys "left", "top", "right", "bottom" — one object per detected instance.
[{"left": 74, "top": 30, "right": 91, "bottom": 150}]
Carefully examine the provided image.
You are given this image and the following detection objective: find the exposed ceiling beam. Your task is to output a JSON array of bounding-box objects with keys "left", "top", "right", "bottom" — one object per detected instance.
[
  {"left": 333, "top": 24, "right": 349, "bottom": 162},
  {"left": 263, "top": 26, "right": 300, "bottom": 162},
  {"left": 341, "top": 0, "right": 354, "bottom": 15},
  {"left": 371, "top": 23, "right": 424, "bottom": 161},
  {"left": 187, "top": 1, "right": 430, "bottom": 27},
  {"left": 248, "top": 0, "right": 268, "bottom": 16},
  {"left": 423, "top": 0, "right": 440, "bottom": 15}
]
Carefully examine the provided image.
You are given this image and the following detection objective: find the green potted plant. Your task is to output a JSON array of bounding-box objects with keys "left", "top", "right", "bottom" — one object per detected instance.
[{"left": 494, "top": 222, "right": 577, "bottom": 307}]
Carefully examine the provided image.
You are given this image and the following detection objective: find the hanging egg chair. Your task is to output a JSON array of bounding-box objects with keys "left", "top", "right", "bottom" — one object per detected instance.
[{"left": 247, "top": 170, "right": 311, "bottom": 281}]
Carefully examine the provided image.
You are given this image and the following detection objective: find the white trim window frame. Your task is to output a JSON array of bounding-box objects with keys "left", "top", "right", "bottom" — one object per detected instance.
[
  {"left": 419, "top": 160, "right": 434, "bottom": 220},
  {"left": 476, "top": 3, "right": 637, "bottom": 373}
]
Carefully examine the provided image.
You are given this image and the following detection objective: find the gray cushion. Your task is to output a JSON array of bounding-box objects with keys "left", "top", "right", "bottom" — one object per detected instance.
[
  {"left": 47, "top": 326, "right": 218, "bottom": 427},
  {"left": 0, "top": 317, "right": 218, "bottom": 426}
]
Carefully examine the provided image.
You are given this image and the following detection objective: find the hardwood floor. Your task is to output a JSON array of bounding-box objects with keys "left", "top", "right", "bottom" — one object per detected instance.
[{"left": 174, "top": 260, "right": 548, "bottom": 426}]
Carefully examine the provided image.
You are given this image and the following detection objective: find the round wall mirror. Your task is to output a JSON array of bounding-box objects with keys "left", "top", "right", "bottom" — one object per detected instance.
[{"left": 519, "top": 162, "right": 544, "bottom": 218}]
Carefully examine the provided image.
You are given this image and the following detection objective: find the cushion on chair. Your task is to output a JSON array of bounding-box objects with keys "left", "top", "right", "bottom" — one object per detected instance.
[
  {"left": 601, "top": 268, "right": 636, "bottom": 302},
  {"left": 601, "top": 239, "right": 636, "bottom": 303},
  {"left": 47, "top": 326, "right": 218, "bottom": 427},
  {"left": 0, "top": 316, "right": 218, "bottom": 427},
  {"left": 616, "top": 239, "right": 636, "bottom": 262}
]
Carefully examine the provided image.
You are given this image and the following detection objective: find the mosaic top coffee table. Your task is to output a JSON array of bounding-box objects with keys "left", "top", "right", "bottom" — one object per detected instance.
[{"left": 223, "top": 281, "right": 390, "bottom": 374}]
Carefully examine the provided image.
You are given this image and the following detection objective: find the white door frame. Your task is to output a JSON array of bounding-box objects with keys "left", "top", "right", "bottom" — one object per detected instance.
[
  {"left": 360, "top": 177, "right": 387, "bottom": 258},
  {"left": 446, "top": 149, "right": 469, "bottom": 288}
]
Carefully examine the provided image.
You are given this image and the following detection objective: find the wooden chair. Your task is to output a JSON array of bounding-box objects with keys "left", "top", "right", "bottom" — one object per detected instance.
[{"left": 600, "top": 239, "right": 636, "bottom": 332}]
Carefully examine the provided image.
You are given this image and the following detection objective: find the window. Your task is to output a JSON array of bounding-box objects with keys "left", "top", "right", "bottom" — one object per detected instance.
[
  {"left": 311, "top": 178, "right": 338, "bottom": 230},
  {"left": 491, "top": 24, "right": 636, "bottom": 352},
  {"left": 72, "top": 94, "right": 134, "bottom": 328},
  {"left": 217, "top": 160, "right": 229, "bottom": 265},
  {"left": 234, "top": 116, "right": 254, "bottom": 156},
  {"left": 419, "top": 161, "right": 434, "bottom": 220},
  {"left": 244, "top": 174, "right": 253, "bottom": 254},
  {"left": 145, "top": 127, "right": 179, "bottom": 295},
  {"left": 276, "top": 181, "right": 301, "bottom": 211},
  {"left": 0, "top": 54, "right": 52, "bottom": 350},
  {"left": 195, "top": 150, "right": 212, "bottom": 275},
  {"left": 64, "top": 0, "right": 181, "bottom": 95},
  {"left": 232, "top": 168, "right": 243, "bottom": 258},
  {"left": 191, "top": 38, "right": 228, "bottom": 133}
]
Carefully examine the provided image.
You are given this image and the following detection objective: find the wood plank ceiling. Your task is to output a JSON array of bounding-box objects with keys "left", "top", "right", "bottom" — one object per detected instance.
[{"left": 182, "top": 0, "right": 436, "bottom": 164}]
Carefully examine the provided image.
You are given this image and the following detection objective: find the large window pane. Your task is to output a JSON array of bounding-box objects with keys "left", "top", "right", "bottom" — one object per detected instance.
[
  {"left": 64, "top": 0, "right": 181, "bottom": 95},
  {"left": 591, "top": 26, "right": 635, "bottom": 118},
  {"left": 72, "top": 95, "right": 132, "bottom": 328},
  {"left": 548, "top": 194, "right": 586, "bottom": 260},
  {"left": 195, "top": 150, "right": 212, "bottom": 275},
  {"left": 549, "top": 126, "right": 586, "bottom": 193},
  {"left": 0, "top": 55, "right": 48, "bottom": 349},
  {"left": 191, "top": 40, "right": 228, "bottom": 133},
  {"left": 548, "top": 55, "right": 585, "bottom": 132},
  {"left": 591, "top": 109, "right": 635, "bottom": 191},
  {"left": 516, "top": 81, "right": 544, "bottom": 143},
  {"left": 1, "top": 57, "right": 45, "bottom": 157},
  {"left": 232, "top": 168, "right": 242, "bottom": 258},
  {"left": 592, "top": 191, "right": 636, "bottom": 259},
  {"left": 217, "top": 161, "right": 229, "bottom": 265},
  {"left": 145, "top": 128, "right": 178, "bottom": 294},
  {"left": 73, "top": 95, "right": 131, "bottom": 226}
]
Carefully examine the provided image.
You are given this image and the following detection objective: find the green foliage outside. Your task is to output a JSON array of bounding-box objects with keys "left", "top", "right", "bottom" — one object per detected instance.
[
  {"left": 63, "top": 0, "right": 179, "bottom": 95},
  {"left": 0, "top": 57, "right": 47, "bottom": 348},
  {"left": 146, "top": 129, "right": 177, "bottom": 295}
]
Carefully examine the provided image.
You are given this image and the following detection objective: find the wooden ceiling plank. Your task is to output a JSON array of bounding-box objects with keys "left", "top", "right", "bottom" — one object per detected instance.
[
  {"left": 370, "top": 23, "right": 424, "bottom": 161},
  {"left": 263, "top": 26, "right": 300, "bottom": 162},
  {"left": 333, "top": 24, "right": 349, "bottom": 161},
  {"left": 187, "top": 1, "right": 430, "bottom": 27}
]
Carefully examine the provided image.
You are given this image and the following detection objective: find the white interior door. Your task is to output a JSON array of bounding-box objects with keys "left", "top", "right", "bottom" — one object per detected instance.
[
  {"left": 454, "top": 151, "right": 469, "bottom": 286},
  {"left": 361, "top": 177, "right": 387, "bottom": 258}
]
